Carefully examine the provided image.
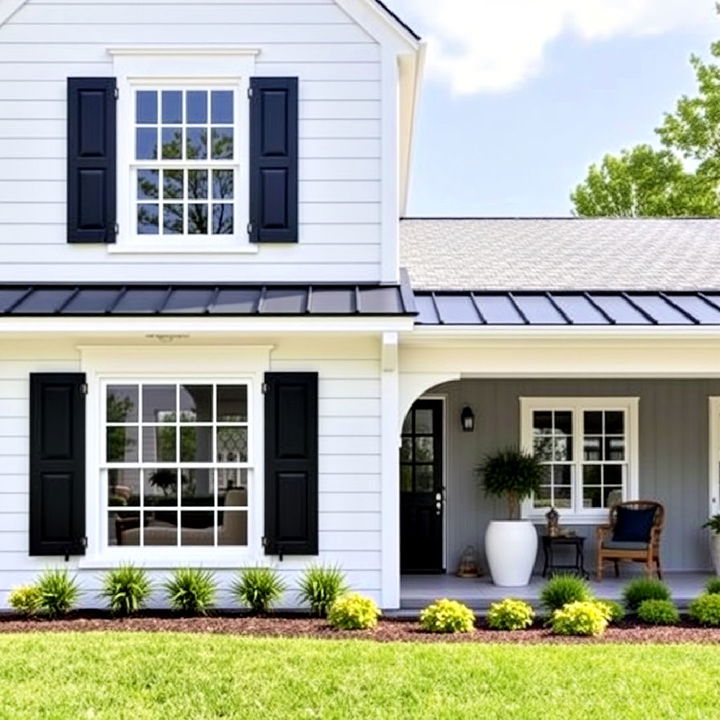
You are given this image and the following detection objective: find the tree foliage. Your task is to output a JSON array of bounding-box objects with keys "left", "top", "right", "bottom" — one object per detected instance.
[{"left": 571, "top": 27, "right": 720, "bottom": 217}]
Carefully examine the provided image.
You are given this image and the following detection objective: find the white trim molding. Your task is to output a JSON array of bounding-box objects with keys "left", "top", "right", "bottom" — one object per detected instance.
[{"left": 519, "top": 396, "right": 640, "bottom": 525}]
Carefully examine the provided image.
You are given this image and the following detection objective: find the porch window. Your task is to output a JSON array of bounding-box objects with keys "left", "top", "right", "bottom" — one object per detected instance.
[
  {"left": 103, "top": 382, "right": 251, "bottom": 547},
  {"left": 519, "top": 397, "right": 639, "bottom": 522}
]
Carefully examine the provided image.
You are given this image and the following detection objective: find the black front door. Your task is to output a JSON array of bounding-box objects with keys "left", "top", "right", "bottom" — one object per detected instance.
[{"left": 400, "top": 399, "right": 444, "bottom": 573}]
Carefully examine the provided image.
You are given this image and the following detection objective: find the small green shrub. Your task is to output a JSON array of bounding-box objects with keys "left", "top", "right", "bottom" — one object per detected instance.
[
  {"left": 8, "top": 584, "right": 42, "bottom": 617},
  {"left": 37, "top": 569, "right": 81, "bottom": 618},
  {"left": 297, "top": 565, "right": 348, "bottom": 617},
  {"left": 487, "top": 598, "right": 534, "bottom": 631},
  {"left": 164, "top": 568, "right": 217, "bottom": 615},
  {"left": 232, "top": 567, "right": 286, "bottom": 614},
  {"left": 540, "top": 573, "right": 592, "bottom": 613},
  {"left": 636, "top": 599, "right": 679, "bottom": 626},
  {"left": 689, "top": 593, "right": 720, "bottom": 626},
  {"left": 327, "top": 593, "right": 381, "bottom": 630},
  {"left": 595, "top": 599, "right": 625, "bottom": 624},
  {"left": 101, "top": 565, "right": 152, "bottom": 616},
  {"left": 622, "top": 577, "right": 671, "bottom": 612},
  {"left": 419, "top": 598, "right": 476, "bottom": 634},
  {"left": 705, "top": 577, "right": 720, "bottom": 595},
  {"left": 551, "top": 600, "right": 608, "bottom": 637}
]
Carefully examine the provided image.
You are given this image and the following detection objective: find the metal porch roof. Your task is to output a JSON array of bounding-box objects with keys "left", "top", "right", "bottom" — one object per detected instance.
[
  {"left": 414, "top": 291, "right": 720, "bottom": 326},
  {"left": 0, "top": 282, "right": 415, "bottom": 317}
]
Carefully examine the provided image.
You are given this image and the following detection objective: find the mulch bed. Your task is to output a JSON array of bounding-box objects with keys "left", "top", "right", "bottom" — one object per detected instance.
[{"left": 1, "top": 611, "right": 719, "bottom": 643}]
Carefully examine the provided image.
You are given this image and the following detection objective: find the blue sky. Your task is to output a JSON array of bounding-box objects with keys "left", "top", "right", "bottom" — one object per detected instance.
[{"left": 389, "top": 1, "right": 718, "bottom": 216}]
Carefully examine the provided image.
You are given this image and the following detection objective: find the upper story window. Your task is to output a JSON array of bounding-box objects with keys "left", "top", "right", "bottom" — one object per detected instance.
[
  {"left": 133, "top": 87, "right": 238, "bottom": 238},
  {"left": 520, "top": 397, "right": 639, "bottom": 523}
]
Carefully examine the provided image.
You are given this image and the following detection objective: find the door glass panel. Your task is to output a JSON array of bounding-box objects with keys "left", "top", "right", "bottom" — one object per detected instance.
[
  {"left": 414, "top": 408, "right": 433, "bottom": 434},
  {"left": 400, "top": 437, "right": 412, "bottom": 463},
  {"left": 415, "top": 436, "right": 434, "bottom": 462},
  {"left": 400, "top": 465, "right": 412, "bottom": 493},
  {"left": 415, "top": 465, "right": 434, "bottom": 493},
  {"left": 401, "top": 412, "right": 412, "bottom": 435}
]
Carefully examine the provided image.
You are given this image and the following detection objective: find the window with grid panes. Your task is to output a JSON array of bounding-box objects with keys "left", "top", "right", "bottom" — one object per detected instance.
[
  {"left": 520, "top": 398, "right": 637, "bottom": 520},
  {"left": 104, "top": 382, "right": 250, "bottom": 548},
  {"left": 134, "top": 88, "right": 236, "bottom": 237}
]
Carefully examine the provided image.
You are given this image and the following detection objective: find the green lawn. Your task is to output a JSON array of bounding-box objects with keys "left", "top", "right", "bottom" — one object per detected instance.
[{"left": 0, "top": 633, "right": 719, "bottom": 719}]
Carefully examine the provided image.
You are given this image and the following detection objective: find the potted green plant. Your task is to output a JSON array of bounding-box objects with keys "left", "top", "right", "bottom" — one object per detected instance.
[
  {"left": 703, "top": 515, "right": 720, "bottom": 574},
  {"left": 477, "top": 448, "right": 544, "bottom": 587}
]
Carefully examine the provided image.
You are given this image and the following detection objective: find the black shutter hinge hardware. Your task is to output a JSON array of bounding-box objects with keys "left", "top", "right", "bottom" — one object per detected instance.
[
  {"left": 261, "top": 382, "right": 268, "bottom": 394},
  {"left": 82, "top": 535, "right": 88, "bottom": 549},
  {"left": 114, "top": 223, "right": 119, "bottom": 237},
  {"left": 247, "top": 86, "right": 253, "bottom": 99},
  {"left": 247, "top": 222, "right": 253, "bottom": 236},
  {"left": 114, "top": 86, "right": 119, "bottom": 100},
  {"left": 79, "top": 382, "right": 88, "bottom": 396}
]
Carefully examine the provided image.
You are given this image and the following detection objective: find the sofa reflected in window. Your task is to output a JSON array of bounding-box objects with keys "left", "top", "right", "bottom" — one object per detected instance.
[{"left": 109, "top": 488, "right": 248, "bottom": 547}]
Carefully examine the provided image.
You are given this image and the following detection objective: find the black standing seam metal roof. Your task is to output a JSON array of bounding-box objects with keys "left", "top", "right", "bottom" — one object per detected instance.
[
  {"left": 0, "top": 283, "right": 416, "bottom": 317},
  {"left": 414, "top": 291, "right": 720, "bottom": 326}
]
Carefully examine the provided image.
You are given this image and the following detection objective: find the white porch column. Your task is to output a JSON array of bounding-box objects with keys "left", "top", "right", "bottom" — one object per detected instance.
[{"left": 380, "top": 332, "right": 400, "bottom": 608}]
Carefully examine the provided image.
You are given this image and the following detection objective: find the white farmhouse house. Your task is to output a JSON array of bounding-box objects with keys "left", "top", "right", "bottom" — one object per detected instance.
[{"left": 0, "top": 0, "right": 718, "bottom": 610}]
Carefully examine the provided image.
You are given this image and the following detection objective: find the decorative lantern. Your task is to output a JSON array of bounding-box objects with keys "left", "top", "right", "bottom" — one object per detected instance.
[
  {"left": 460, "top": 406, "right": 475, "bottom": 432},
  {"left": 457, "top": 545, "right": 481, "bottom": 577},
  {"left": 546, "top": 507, "right": 560, "bottom": 537}
]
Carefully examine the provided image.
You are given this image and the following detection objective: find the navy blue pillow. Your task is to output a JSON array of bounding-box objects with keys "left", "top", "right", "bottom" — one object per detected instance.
[{"left": 613, "top": 506, "right": 656, "bottom": 542}]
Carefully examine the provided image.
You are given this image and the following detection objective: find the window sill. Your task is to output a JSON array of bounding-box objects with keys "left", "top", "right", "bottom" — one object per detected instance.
[
  {"left": 79, "top": 550, "right": 263, "bottom": 570},
  {"left": 108, "top": 242, "right": 259, "bottom": 255}
]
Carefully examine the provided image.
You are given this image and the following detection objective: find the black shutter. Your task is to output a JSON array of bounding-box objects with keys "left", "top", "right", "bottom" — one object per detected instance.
[
  {"left": 249, "top": 77, "right": 298, "bottom": 243},
  {"left": 67, "top": 77, "right": 116, "bottom": 243},
  {"left": 29, "top": 374, "right": 86, "bottom": 556},
  {"left": 264, "top": 372, "right": 318, "bottom": 557}
]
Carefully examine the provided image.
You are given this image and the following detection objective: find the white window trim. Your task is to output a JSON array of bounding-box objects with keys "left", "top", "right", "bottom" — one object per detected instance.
[
  {"left": 519, "top": 396, "right": 639, "bottom": 525},
  {"left": 109, "top": 48, "right": 259, "bottom": 254},
  {"left": 79, "top": 345, "right": 271, "bottom": 568}
]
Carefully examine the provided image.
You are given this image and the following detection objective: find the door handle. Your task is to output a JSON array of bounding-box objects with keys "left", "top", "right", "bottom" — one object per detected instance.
[{"left": 435, "top": 492, "right": 442, "bottom": 515}]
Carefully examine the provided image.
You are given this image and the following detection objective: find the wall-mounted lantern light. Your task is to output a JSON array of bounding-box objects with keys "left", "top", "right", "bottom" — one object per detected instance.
[{"left": 460, "top": 406, "right": 475, "bottom": 432}]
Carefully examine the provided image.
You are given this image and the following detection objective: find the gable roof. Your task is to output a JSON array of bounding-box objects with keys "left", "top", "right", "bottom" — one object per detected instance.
[{"left": 400, "top": 218, "right": 720, "bottom": 292}]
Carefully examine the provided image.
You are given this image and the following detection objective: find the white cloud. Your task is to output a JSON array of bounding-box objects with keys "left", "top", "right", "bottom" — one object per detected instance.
[{"left": 389, "top": 0, "right": 713, "bottom": 94}]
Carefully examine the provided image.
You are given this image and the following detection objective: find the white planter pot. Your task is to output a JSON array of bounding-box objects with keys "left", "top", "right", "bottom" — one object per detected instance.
[
  {"left": 485, "top": 520, "right": 538, "bottom": 587},
  {"left": 710, "top": 532, "right": 720, "bottom": 575}
]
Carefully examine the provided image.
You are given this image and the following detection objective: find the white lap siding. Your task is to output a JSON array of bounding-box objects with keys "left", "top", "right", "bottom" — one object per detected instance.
[
  {"left": 0, "top": 0, "right": 387, "bottom": 283},
  {"left": 0, "top": 336, "right": 384, "bottom": 608}
]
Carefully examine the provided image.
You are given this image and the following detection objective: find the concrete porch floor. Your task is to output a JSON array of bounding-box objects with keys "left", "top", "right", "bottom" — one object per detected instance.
[{"left": 399, "top": 571, "right": 714, "bottom": 613}]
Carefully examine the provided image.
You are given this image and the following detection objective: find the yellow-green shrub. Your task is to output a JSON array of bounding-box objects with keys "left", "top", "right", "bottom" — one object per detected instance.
[
  {"left": 8, "top": 585, "right": 42, "bottom": 617},
  {"left": 419, "top": 598, "right": 475, "bottom": 634},
  {"left": 487, "top": 598, "right": 534, "bottom": 631},
  {"left": 551, "top": 600, "right": 608, "bottom": 637},
  {"left": 327, "top": 593, "right": 381, "bottom": 630},
  {"left": 595, "top": 599, "right": 625, "bottom": 624}
]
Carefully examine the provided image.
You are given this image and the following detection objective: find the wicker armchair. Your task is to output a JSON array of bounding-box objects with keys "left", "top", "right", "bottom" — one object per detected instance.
[{"left": 596, "top": 500, "right": 664, "bottom": 581}]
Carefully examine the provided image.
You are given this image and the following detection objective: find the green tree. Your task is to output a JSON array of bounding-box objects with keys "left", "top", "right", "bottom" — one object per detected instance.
[
  {"left": 571, "top": 24, "right": 720, "bottom": 217},
  {"left": 571, "top": 145, "right": 720, "bottom": 217}
]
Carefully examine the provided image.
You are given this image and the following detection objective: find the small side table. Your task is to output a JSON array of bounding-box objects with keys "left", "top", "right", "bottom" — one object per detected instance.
[{"left": 541, "top": 535, "right": 588, "bottom": 579}]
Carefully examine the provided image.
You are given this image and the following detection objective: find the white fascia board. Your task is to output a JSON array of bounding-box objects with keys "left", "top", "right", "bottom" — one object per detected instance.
[
  {"left": 399, "top": 43, "right": 426, "bottom": 215},
  {"left": 402, "top": 325, "right": 720, "bottom": 343},
  {"left": 0, "top": 316, "right": 415, "bottom": 335},
  {"left": 0, "top": 0, "right": 25, "bottom": 26}
]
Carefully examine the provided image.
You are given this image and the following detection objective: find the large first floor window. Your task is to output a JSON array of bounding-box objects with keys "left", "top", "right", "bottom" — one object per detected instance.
[
  {"left": 520, "top": 397, "right": 638, "bottom": 521},
  {"left": 103, "top": 381, "right": 251, "bottom": 547}
]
